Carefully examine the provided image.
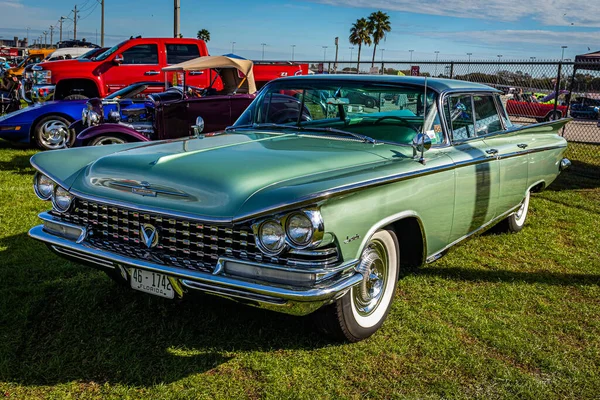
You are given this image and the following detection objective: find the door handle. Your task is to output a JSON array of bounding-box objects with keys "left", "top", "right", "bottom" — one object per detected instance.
[
  {"left": 485, "top": 148, "right": 499, "bottom": 157},
  {"left": 517, "top": 143, "right": 528, "bottom": 149},
  {"left": 189, "top": 71, "right": 204, "bottom": 76},
  {"left": 144, "top": 70, "right": 159, "bottom": 76}
]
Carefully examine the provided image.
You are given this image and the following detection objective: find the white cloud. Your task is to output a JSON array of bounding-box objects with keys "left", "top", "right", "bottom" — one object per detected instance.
[
  {"left": 309, "top": 0, "right": 600, "bottom": 27},
  {"left": 418, "top": 29, "right": 599, "bottom": 49}
]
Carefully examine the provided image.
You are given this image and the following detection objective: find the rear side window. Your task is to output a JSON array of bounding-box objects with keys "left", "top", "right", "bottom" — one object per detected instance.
[
  {"left": 121, "top": 44, "right": 158, "bottom": 64},
  {"left": 445, "top": 94, "right": 475, "bottom": 141},
  {"left": 166, "top": 44, "right": 200, "bottom": 64},
  {"left": 473, "top": 95, "right": 502, "bottom": 135}
]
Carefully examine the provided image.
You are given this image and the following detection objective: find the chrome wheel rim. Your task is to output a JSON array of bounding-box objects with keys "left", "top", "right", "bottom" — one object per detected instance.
[
  {"left": 40, "top": 120, "right": 69, "bottom": 149},
  {"left": 94, "top": 137, "right": 125, "bottom": 146},
  {"left": 353, "top": 240, "right": 389, "bottom": 316}
]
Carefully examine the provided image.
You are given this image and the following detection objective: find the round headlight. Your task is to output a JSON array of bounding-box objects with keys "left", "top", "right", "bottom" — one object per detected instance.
[
  {"left": 286, "top": 212, "right": 314, "bottom": 247},
  {"left": 88, "top": 110, "right": 100, "bottom": 126},
  {"left": 52, "top": 186, "right": 73, "bottom": 213},
  {"left": 258, "top": 220, "right": 286, "bottom": 254},
  {"left": 34, "top": 173, "right": 54, "bottom": 200}
]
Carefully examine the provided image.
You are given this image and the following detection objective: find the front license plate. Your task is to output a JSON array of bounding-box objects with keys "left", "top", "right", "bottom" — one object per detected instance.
[{"left": 130, "top": 268, "right": 175, "bottom": 299}]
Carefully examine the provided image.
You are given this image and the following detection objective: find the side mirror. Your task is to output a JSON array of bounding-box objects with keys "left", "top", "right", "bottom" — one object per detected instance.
[
  {"left": 114, "top": 54, "right": 124, "bottom": 65},
  {"left": 412, "top": 133, "right": 432, "bottom": 165},
  {"left": 192, "top": 116, "right": 204, "bottom": 137}
]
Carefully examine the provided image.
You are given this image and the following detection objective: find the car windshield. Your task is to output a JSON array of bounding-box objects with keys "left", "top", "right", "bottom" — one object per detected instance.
[
  {"left": 106, "top": 83, "right": 160, "bottom": 100},
  {"left": 94, "top": 41, "right": 125, "bottom": 61},
  {"left": 233, "top": 80, "right": 442, "bottom": 145}
]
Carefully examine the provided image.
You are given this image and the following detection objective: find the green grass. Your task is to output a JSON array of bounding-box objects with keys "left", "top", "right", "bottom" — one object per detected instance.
[{"left": 0, "top": 140, "right": 598, "bottom": 399}]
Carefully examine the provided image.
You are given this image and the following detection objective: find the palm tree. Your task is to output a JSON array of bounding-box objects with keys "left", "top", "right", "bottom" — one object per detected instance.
[
  {"left": 197, "top": 29, "right": 210, "bottom": 42},
  {"left": 349, "top": 18, "right": 371, "bottom": 73},
  {"left": 368, "top": 11, "right": 391, "bottom": 68}
]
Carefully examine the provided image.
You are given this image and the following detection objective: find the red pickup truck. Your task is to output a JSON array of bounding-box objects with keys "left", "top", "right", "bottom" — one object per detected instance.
[{"left": 29, "top": 37, "right": 307, "bottom": 102}]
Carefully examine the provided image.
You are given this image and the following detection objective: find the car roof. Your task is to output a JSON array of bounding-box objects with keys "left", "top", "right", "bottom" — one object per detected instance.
[{"left": 272, "top": 74, "right": 498, "bottom": 93}]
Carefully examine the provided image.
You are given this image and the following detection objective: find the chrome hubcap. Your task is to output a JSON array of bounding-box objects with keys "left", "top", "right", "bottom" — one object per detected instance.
[
  {"left": 353, "top": 240, "right": 388, "bottom": 316},
  {"left": 40, "top": 120, "right": 69, "bottom": 149}
]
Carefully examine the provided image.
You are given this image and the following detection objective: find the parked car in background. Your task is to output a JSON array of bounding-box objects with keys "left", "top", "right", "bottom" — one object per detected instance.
[
  {"left": 506, "top": 92, "right": 568, "bottom": 122},
  {"left": 570, "top": 96, "right": 600, "bottom": 119},
  {"left": 0, "top": 81, "right": 164, "bottom": 150},
  {"left": 6, "top": 49, "right": 54, "bottom": 78},
  {"left": 76, "top": 55, "right": 304, "bottom": 146},
  {"left": 28, "top": 37, "right": 308, "bottom": 102},
  {"left": 29, "top": 76, "right": 570, "bottom": 341}
]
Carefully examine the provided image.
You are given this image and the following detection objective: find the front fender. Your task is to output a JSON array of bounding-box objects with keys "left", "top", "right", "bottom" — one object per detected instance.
[{"left": 76, "top": 123, "right": 150, "bottom": 146}]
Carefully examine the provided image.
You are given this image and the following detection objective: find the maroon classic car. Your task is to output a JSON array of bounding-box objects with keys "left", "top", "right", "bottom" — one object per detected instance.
[{"left": 76, "top": 55, "right": 260, "bottom": 145}]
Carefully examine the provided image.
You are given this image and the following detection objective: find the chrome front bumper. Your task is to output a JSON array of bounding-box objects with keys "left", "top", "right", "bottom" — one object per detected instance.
[
  {"left": 30, "top": 84, "right": 56, "bottom": 103},
  {"left": 29, "top": 221, "right": 361, "bottom": 316}
]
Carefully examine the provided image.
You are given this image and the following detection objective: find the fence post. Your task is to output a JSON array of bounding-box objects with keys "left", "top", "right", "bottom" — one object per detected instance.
[
  {"left": 381, "top": 61, "right": 385, "bottom": 75},
  {"left": 553, "top": 62, "right": 562, "bottom": 119},
  {"left": 450, "top": 62, "right": 454, "bottom": 79}
]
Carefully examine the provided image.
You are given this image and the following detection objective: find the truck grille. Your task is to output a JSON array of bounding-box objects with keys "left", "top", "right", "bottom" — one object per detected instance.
[{"left": 51, "top": 199, "right": 339, "bottom": 272}]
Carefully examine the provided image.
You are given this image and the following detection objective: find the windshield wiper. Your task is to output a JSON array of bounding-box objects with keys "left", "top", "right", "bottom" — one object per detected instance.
[{"left": 226, "top": 123, "right": 377, "bottom": 144}]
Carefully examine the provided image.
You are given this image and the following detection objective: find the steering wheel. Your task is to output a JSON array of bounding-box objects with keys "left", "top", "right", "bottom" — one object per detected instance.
[
  {"left": 270, "top": 109, "right": 312, "bottom": 124},
  {"left": 373, "top": 116, "right": 420, "bottom": 134}
]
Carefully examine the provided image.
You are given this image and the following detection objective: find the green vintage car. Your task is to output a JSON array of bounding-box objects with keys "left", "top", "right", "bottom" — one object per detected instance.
[{"left": 29, "top": 76, "right": 571, "bottom": 342}]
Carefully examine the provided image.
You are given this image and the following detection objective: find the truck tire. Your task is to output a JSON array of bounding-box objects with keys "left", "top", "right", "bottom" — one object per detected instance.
[
  {"left": 64, "top": 94, "right": 89, "bottom": 100},
  {"left": 33, "top": 115, "right": 75, "bottom": 150},
  {"left": 90, "top": 135, "right": 128, "bottom": 146},
  {"left": 313, "top": 229, "right": 399, "bottom": 342}
]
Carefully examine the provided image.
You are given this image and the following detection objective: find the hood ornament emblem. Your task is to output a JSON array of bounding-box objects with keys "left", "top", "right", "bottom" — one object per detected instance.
[{"left": 141, "top": 224, "right": 159, "bottom": 248}]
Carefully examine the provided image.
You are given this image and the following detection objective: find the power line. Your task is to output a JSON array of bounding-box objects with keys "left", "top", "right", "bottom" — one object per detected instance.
[{"left": 79, "top": 1, "right": 99, "bottom": 21}]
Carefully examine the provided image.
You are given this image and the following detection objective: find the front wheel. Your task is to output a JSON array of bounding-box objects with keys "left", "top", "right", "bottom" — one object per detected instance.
[
  {"left": 33, "top": 115, "right": 74, "bottom": 150},
  {"left": 90, "top": 135, "right": 128, "bottom": 146},
  {"left": 313, "top": 229, "right": 399, "bottom": 342}
]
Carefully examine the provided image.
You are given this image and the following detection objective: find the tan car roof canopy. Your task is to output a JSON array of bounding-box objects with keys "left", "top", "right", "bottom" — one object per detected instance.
[{"left": 163, "top": 55, "right": 256, "bottom": 94}]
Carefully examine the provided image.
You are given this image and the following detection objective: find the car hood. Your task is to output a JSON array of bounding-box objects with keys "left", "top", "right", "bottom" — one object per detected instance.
[
  {"left": 32, "top": 132, "right": 412, "bottom": 221},
  {"left": 0, "top": 100, "right": 87, "bottom": 123}
]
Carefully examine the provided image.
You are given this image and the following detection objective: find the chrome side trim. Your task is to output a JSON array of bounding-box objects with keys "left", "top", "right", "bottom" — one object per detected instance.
[
  {"left": 28, "top": 225, "right": 362, "bottom": 304},
  {"left": 180, "top": 280, "right": 287, "bottom": 305},
  {"left": 425, "top": 203, "right": 521, "bottom": 263}
]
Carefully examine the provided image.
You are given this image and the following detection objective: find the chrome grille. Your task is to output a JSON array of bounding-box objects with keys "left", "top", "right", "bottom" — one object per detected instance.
[{"left": 52, "top": 199, "right": 339, "bottom": 272}]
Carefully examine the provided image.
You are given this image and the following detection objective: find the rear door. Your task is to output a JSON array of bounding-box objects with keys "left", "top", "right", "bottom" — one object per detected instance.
[
  {"left": 480, "top": 94, "right": 529, "bottom": 214},
  {"left": 103, "top": 42, "right": 161, "bottom": 93},
  {"left": 164, "top": 42, "right": 210, "bottom": 88}
]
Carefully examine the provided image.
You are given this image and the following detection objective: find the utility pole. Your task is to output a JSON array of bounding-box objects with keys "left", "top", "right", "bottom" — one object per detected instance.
[
  {"left": 49, "top": 25, "right": 54, "bottom": 47},
  {"left": 467, "top": 52, "right": 473, "bottom": 76},
  {"left": 100, "top": 0, "right": 105, "bottom": 46},
  {"left": 349, "top": 47, "right": 354, "bottom": 62},
  {"left": 409, "top": 49, "right": 414, "bottom": 62},
  {"left": 73, "top": 5, "right": 78, "bottom": 40},
  {"left": 261, "top": 43, "right": 266, "bottom": 60},
  {"left": 334, "top": 37, "right": 339, "bottom": 73},
  {"left": 231, "top": 41, "right": 236, "bottom": 53},
  {"left": 173, "top": 0, "right": 180, "bottom": 38},
  {"left": 43, "top": 31, "right": 48, "bottom": 48},
  {"left": 26, "top": 27, "right": 30, "bottom": 46},
  {"left": 561, "top": 45, "right": 567, "bottom": 61},
  {"left": 322, "top": 46, "right": 328, "bottom": 61},
  {"left": 291, "top": 44, "right": 296, "bottom": 61},
  {"left": 59, "top": 16, "right": 65, "bottom": 43},
  {"left": 434, "top": 50, "right": 440, "bottom": 76}
]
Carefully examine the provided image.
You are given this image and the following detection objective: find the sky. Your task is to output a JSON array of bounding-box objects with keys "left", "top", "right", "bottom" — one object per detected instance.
[{"left": 0, "top": 0, "right": 598, "bottom": 62}]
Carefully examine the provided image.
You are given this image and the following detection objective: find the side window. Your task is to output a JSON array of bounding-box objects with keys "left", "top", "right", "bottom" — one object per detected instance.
[
  {"left": 121, "top": 44, "right": 158, "bottom": 65},
  {"left": 445, "top": 94, "right": 475, "bottom": 141},
  {"left": 473, "top": 95, "right": 502, "bottom": 135},
  {"left": 166, "top": 44, "right": 200, "bottom": 64},
  {"left": 494, "top": 94, "right": 513, "bottom": 129}
]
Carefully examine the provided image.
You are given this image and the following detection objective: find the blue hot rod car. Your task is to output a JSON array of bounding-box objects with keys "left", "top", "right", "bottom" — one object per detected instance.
[{"left": 0, "top": 81, "right": 163, "bottom": 150}]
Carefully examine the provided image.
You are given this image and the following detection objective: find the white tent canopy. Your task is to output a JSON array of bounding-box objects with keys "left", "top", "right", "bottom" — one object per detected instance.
[{"left": 163, "top": 55, "right": 256, "bottom": 94}]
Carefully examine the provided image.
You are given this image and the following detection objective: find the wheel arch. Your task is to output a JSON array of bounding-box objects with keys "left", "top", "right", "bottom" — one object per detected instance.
[
  {"left": 29, "top": 112, "right": 75, "bottom": 140},
  {"left": 354, "top": 211, "right": 427, "bottom": 271},
  {"left": 544, "top": 109, "right": 562, "bottom": 120},
  {"left": 55, "top": 79, "right": 100, "bottom": 100}
]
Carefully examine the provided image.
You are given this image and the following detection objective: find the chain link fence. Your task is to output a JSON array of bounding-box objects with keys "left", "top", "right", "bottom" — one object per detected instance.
[{"left": 298, "top": 59, "right": 600, "bottom": 166}]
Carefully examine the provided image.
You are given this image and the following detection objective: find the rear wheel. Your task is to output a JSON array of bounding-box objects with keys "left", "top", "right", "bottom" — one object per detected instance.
[
  {"left": 496, "top": 191, "right": 530, "bottom": 233},
  {"left": 90, "top": 135, "right": 127, "bottom": 146},
  {"left": 33, "top": 115, "right": 74, "bottom": 150},
  {"left": 547, "top": 111, "right": 561, "bottom": 121},
  {"left": 313, "top": 229, "right": 399, "bottom": 342}
]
